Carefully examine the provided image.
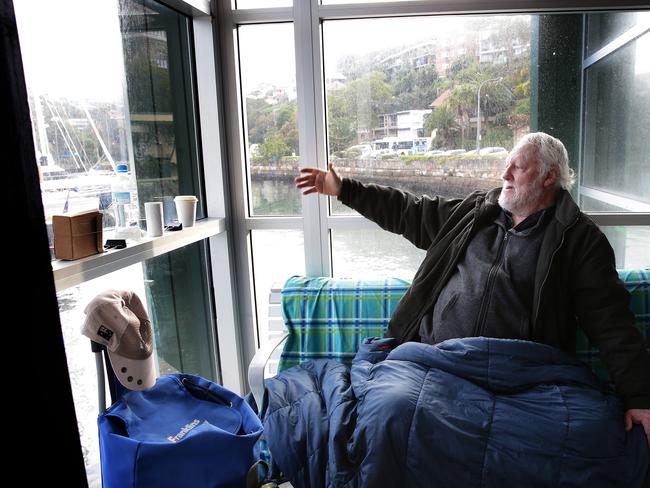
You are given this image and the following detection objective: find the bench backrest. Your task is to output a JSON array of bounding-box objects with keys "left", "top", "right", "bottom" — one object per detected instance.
[{"left": 278, "top": 270, "right": 649, "bottom": 379}]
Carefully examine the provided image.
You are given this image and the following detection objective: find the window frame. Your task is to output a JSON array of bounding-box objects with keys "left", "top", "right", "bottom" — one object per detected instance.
[
  {"left": 577, "top": 14, "right": 650, "bottom": 222},
  {"left": 218, "top": 0, "right": 650, "bottom": 371}
]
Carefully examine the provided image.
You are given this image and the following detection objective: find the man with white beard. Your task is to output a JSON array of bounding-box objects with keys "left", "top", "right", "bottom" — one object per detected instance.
[{"left": 296, "top": 132, "right": 650, "bottom": 443}]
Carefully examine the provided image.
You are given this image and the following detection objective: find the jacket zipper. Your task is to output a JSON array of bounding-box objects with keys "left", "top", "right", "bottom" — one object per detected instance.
[
  {"left": 532, "top": 214, "right": 580, "bottom": 329},
  {"left": 474, "top": 232, "right": 509, "bottom": 336},
  {"left": 400, "top": 216, "right": 479, "bottom": 343},
  {"left": 400, "top": 197, "right": 498, "bottom": 344}
]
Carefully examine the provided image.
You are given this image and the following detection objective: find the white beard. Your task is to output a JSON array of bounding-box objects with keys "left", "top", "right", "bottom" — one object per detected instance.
[{"left": 498, "top": 179, "right": 545, "bottom": 215}]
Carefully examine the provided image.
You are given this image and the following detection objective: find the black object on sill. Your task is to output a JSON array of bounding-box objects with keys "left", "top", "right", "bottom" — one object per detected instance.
[
  {"left": 164, "top": 223, "right": 183, "bottom": 232},
  {"left": 104, "top": 239, "right": 127, "bottom": 250}
]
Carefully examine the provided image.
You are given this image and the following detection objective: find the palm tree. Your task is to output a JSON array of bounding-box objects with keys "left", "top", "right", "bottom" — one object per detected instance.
[{"left": 446, "top": 83, "right": 475, "bottom": 148}]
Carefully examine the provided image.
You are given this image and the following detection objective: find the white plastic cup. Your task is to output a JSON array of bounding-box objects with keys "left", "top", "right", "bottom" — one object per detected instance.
[
  {"left": 144, "top": 202, "right": 164, "bottom": 237},
  {"left": 174, "top": 195, "right": 198, "bottom": 228}
]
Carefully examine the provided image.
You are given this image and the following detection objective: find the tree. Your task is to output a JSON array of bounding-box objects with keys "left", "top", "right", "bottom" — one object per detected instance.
[
  {"left": 446, "top": 83, "right": 476, "bottom": 148},
  {"left": 327, "top": 89, "right": 356, "bottom": 153},
  {"left": 323, "top": 71, "right": 393, "bottom": 152},
  {"left": 477, "top": 81, "right": 514, "bottom": 135},
  {"left": 275, "top": 101, "right": 299, "bottom": 155},
  {"left": 257, "top": 134, "right": 291, "bottom": 163},
  {"left": 337, "top": 53, "right": 373, "bottom": 81},
  {"left": 507, "top": 59, "right": 531, "bottom": 136},
  {"left": 390, "top": 65, "right": 439, "bottom": 112},
  {"left": 246, "top": 98, "right": 299, "bottom": 159},
  {"left": 245, "top": 97, "right": 274, "bottom": 145},
  {"left": 448, "top": 54, "right": 474, "bottom": 79},
  {"left": 425, "top": 106, "right": 460, "bottom": 149}
]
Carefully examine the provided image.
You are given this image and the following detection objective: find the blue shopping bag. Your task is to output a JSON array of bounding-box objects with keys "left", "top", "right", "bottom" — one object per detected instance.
[{"left": 98, "top": 373, "right": 263, "bottom": 488}]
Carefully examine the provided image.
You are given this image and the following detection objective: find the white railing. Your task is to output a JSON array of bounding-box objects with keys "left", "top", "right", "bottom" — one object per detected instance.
[{"left": 265, "top": 283, "right": 286, "bottom": 378}]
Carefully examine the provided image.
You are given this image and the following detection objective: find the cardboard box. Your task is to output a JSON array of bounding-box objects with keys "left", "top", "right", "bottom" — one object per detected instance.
[{"left": 53, "top": 210, "right": 104, "bottom": 260}]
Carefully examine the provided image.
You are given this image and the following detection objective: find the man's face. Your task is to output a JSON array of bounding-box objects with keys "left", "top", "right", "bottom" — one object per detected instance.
[{"left": 498, "top": 147, "right": 547, "bottom": 215}]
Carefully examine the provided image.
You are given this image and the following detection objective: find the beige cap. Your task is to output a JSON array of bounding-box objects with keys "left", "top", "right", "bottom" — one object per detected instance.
[{"left": 81, "top": 290, "right": 156, "bottom": 391}]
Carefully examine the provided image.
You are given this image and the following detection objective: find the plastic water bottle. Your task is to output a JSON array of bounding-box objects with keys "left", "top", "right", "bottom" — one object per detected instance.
[{"left": 111, "top": 164, "right": 140, "bottom": 240}]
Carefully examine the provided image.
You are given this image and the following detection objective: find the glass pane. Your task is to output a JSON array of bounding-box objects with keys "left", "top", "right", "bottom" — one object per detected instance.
[
  {"left": 599, "top": 226, "right": 650, "bottom": 269},
  {"left": 332, "top": 229, "right": 426, "bottom": 280},
  {"left": 57, "top": 240, "right": 216, "bottom": 486},
  {"left": 582, "top": 32, "right": 650, "bottom": 207},
  {"left": 586, "top": 11, "right": 650, "bottom": 56},
  {"left": 323, "top": 15, "right": 529, "bottom": 214},
  {"left": 579, "top": 194, "right": 650, "bottom": 213},
  {"left": 120, "top": 0, "right": 206, "bottom": 222},
  {"left": 323, "top": 0, "right": 417, "bottom": 4},
  {"left": 239, "top": 24, "right": 301, "bottom": 216},
  {"left": 15, "top": 0, "right": 204, "bottom": 257},
  {"left": 251, "top": 230, "right": 305, "bottom": 376},
  {"left": 236, "top": 0, "right": 291, "bottom": 7}
]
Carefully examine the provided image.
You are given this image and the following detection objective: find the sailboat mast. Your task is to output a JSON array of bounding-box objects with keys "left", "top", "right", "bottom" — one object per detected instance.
[
  {"left": 32, "top": 89, "right": 51, "bottom": 166},
  {"left": 83, "top": 105, "right": 117, "bottom": 172}
]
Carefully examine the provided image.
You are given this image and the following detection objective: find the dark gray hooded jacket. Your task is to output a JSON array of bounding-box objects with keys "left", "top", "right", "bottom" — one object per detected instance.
[{"left": 338, "top": 177, "right": 650, "bottom": 408}]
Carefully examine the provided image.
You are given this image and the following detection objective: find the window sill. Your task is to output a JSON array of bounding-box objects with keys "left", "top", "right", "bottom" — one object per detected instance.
[{"left": 51, "top": 217, "right": 225, "bottom": 292}]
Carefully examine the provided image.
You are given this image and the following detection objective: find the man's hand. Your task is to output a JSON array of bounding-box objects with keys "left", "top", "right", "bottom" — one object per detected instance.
[
  {"left": 625, "top": 409, "right": 650, "bottom": 445},
  {"left": 295, "top": 163, "right": 343, "bottom": 197}
]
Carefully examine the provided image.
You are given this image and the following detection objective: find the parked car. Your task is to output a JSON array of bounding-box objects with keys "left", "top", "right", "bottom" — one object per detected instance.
[
  {"left": 442, "top": 149, "right": 467, "bottom": 156},
  {"left": 366, "top": 149, "right": 398, "bottom": 158},
  {"left": 479, "top": 146, "right": 508, "bottom": 156},
  {"left": 425, "top": 150, "right": 445, "bottom": 156}
]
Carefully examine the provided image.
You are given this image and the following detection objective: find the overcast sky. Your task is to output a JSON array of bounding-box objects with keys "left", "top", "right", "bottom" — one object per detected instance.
[
  {"left": 14, "top": 0, "right": 126, "bottom": 103},
  {"left": 240, "top": 16, "right": 475, "bottom": 94}
]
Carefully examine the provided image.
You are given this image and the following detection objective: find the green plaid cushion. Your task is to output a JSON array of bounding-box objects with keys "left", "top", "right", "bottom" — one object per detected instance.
[
  {"left": 575, "top": 268, "right": 650, "bottom": 381},
  {"left": 278, "top": 276, "right": 410, "bottom": 371},
  {"left": 279, "top": 269, "right": 650, "bottom": 377}
]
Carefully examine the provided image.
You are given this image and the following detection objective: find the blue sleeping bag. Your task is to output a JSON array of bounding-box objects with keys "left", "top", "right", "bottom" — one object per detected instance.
[{"left": 262, "top": 337, "right": 649, "bottom": 487}]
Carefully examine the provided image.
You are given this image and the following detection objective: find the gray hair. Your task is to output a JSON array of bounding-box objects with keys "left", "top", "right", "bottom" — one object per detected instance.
[{"left": 512, "top": 132, "right": 576, "bottom": 191}]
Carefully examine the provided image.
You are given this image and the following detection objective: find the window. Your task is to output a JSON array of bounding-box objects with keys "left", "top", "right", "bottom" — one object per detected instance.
[
  {"left": 220, "top": 3, "right": 650, "bottom": 363},
  {"left": 586, "top": 11, "right": 649, "bottom": 56},
  {"left": 323, "top": 15, "right": 530, "bottom": 215},
  {"left": 251, "top": 230, "right": 305, "bottom": 348},
  {"left": 331, "top": 229, "right": 426, "bottom": 279},
  {"left": 581, "top": 22, "right": 650, "bottom": 211},
  {"left": 21, "top": 0, "right": 206, "bottom": 254},
  {"left": 15, "top": 0, "right": 226, "bottom": 485},
  {"left": 239, "top": 23, "right": 301, "bottom": 216},
  {"left": 579, "top": 13, "right": 650, "bottom": 268}
]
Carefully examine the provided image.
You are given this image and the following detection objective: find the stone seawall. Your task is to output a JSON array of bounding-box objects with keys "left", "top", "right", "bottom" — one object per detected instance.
[{"left": 251, "top": 156, "right": 503, "bottom": 198}]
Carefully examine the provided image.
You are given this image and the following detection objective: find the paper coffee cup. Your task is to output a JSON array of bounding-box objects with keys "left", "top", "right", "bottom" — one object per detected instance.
[
  {"left": 144, "top": 202, "right": 164, "bottom": 237},
  {"left": 174, "top": 195, "right": 198, "bottom": 228}
]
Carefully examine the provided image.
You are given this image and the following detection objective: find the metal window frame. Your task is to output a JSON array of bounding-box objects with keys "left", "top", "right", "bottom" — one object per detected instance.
[
  {"left": 218, "top": 0, "right": 650, "bottom": 385},
  {"left": 583, "top": 19, "right": 650, "bottom": 68},
  {"left": 579, "top": 187, "right": 650, "bottom": 213},
  {"left": 193, "top": 12, "right": 246, "bottom": 393},
  {"left": 159, "top": 0, "right": 210, "bottom": 17},
  {"left": 577, "top": 15, "right": 650, "bottom": 226}
]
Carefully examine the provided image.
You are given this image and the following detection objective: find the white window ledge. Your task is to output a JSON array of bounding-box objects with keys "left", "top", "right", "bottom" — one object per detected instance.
[{"left": 51, "top": 217, "right": 225, "bottom": 292}]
